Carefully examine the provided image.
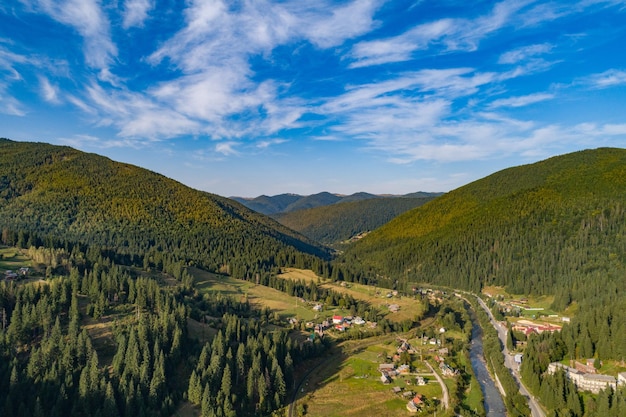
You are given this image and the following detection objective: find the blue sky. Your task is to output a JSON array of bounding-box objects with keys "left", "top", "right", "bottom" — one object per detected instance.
[{"left": 1, "top": 0, "right": 626, "bottom": 197}]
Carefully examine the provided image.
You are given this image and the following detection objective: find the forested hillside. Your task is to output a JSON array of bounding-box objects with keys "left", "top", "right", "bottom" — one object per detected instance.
[
  {"left": 341, "top": 147, "right": 626, "bottom": 302},
  {"left": 0, "top": 138, "right": 330, "bottom": 277},
  {"left": 273, "top": 196, "right": 436, "bottom": 247}
]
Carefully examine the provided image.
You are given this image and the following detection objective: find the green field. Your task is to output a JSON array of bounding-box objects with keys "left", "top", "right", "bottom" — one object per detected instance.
[
  {"left": 0, "top": 246, "right": 33, "bottom": 273},
  {"left": 278, "top": 268, "right": 428, "bottom": 323},
  {"left": 189, "top": 267, "right": 319, "bottom": 321},
  {"left": 300, "top": 339, "right": 448, "bottom": 417}
]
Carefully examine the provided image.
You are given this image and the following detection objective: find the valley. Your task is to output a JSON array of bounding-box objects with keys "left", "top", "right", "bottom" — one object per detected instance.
[{"left": 2, "top": 140, "right": 626, "bottom": 417}]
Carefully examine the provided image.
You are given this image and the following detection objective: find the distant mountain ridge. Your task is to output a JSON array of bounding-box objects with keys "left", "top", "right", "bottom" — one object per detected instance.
[{"left": 231, "top": 191, "right": 442, "bottom": 215}]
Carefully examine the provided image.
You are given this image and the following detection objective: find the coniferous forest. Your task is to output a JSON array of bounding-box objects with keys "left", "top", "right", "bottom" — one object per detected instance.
[{"left": 2, "top": 138, "right": 626, "bottom": 416}]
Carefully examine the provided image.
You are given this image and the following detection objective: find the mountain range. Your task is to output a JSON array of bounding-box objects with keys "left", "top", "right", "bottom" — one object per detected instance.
[{"left": 230, "top": 191, "right": 442, "bottom": 215}]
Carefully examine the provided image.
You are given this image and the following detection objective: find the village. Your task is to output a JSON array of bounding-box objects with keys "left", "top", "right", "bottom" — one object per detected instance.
[{"left": 283, "top": 285, "right": 467, "bottom": 416}]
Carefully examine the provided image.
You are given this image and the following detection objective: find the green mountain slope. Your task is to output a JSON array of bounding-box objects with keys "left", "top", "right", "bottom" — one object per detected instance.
[
  {"left": 342, "top": 148, "right": 626, "bottom": 303},
  {"left": 0, "top": 138, "right": 330, "bottom": 273},
  {"left": 273, "top": 196, "right": 436, "bottom": 247}
]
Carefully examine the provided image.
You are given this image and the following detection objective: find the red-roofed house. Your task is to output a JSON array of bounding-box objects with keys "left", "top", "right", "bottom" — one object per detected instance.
[{"left": 332, "top": 315, "right": 343, "bottom": 324}]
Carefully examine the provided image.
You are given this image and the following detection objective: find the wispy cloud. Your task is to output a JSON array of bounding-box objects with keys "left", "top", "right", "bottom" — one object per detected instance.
[
  {"left": 256, "top": 139, "right": 288, "bottom": 149},
  {"left": 215, "top": 141, "right": 240, "bottom": 156},
  {"left": 489, "top": 93, "right": 554, "bottom": 108},
  {"left": 582, "top": 69, "right": 626, "bottom": 88},
  {"left": 122, "top": 0, "right": 153, "bottom": 29},
  {"left": 38, "top": 75, "right": 60, "bottom": 103},
  {"left": 348, "top": 0, "right": 535, "bottom": 67},
  {"left": 0, "top": 94, "right": 26, "bottom": 116},
  {"left": 0, "top": 45, "right": 29, "bottom": 115},
  {"left": 295, "top": 0, "right": 382, "bottom": 48},
  {"left": 22, "top": 0, "right": 116, "bottom": 71},
  {"left": 499, "top": 43, "right": 553, "bottom": 64}
]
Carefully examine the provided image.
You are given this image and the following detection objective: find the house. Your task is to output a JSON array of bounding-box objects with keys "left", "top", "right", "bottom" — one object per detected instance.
[
  {"left": 438, "top": 347, "right": 449, "bottom": 356},
  {"left": 440, "top": 362, "right": 457, "bottom": 376},
  {"left": 403, "top": 390, "right": 414, "bottom": 398},
  {"left": 313, "top": 304, "right": 323, "bottom": 312},
  {"left": 392, "top": 386, "right": 402, "bottom": 394},
  {"left": 19, "top": 267, "right": 29, "bottom": 276},
  {"left": 332, "top": 315, "right": 343, "bottom": 324},
  {"left": 514, "top": 354, "right": 523, "bottom": 365},
  {"left": 398, "top": 364, "right": 410, "bottom": 374},
  {"left": 4, "top": 271, "right": 18, "bottom": 280},
  {"left": 334, "top": 324, "right": 345, "bottom": 331},
  {"left": 379, "top": 363, "right": 396, "bottom": 373},
  {"left": 388, "top": 304, "right": 400, "bottom": 313},
  {"left": 618, "top": 372, "right": 626, "bottom": 386},
  {"left": 353, "top": 316, "right": 365, "bottom": 325},
  {"left": 380, "top": 374, "right": 392, "bottom": 384},
  {"left": 406, "top": 394, "right": 423, "bottom": 413},
  {"left": 416, "top": 376, "right": 426, "bottom": 385}
]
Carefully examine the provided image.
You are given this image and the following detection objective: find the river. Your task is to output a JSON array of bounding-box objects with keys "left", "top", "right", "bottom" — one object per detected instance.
[{"left": 468, "top": 308, "right": 507, "bottom": 416}]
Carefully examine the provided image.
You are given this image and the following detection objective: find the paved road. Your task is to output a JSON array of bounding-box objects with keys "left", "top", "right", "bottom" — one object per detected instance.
[
  {"left": 424, "top": 360, "right": 449, "bottom": 410},
  {"left": 475, "top": 296, "right": 546, "bottom": 417}
]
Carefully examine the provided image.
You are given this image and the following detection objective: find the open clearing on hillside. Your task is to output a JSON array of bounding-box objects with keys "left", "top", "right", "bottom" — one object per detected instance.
[
  {"left": 189, "top": 267, "right": 318, "bottom": 321},
  {"left": 190, "top": 267, "right": 428, "bottom": 324},
  {"left": 277, "top": 268, "right": 427, "bottom": 322},
  {"left": 0, "top": 246, "right": 35, "bottom": 274}
]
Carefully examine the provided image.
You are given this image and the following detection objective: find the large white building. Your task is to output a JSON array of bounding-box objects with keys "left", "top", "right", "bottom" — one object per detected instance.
[{"left": 547, "top": 362, "right": 617, "bottom": 394}]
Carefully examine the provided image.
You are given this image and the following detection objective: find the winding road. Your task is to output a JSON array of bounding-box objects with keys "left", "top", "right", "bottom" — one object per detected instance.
[{"left": 475, "top": 296, "right": 545, "bottom": 417}]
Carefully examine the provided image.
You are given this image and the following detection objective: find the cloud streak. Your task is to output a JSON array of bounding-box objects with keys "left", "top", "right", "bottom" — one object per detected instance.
[{"left": 23, "top": 0, "right": 116, "bottom": 72}]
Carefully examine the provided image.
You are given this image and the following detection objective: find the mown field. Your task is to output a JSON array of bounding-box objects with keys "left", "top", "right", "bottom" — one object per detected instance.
[
  {"left": 0, "top": 246, "right": 34, "bottom": 274},
  {"left": 277, "top": 268, "right": 427, "bottom": 323},
  {"left": 189, "top": 267, "right": 320, "bottom": 321}
]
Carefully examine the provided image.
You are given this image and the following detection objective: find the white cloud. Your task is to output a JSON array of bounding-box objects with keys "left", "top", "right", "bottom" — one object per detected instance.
[
  {"left": 296, "top": 0, "right": 382, "bottom": 48},
  {"left": 23, "top": 0, "right": 116, "bottom": 70},
  {"left": 215, "top": 141, "right": 240, "bottom": 156},
  {"left": 348, "top": 19, "right": 454, "bottom": 68},
  {"left": 348, "top": 0, "right": 535, "bottom": 67},
  {"left": 489, "top": 93, "right": 554, "bottom": 108},
  {"left": 122, "top": 0, "right": 153, "bottom": 28},
  {"left": 38, "top": 76, "right": 60, "bottom": 103},
  {"left": 257, "top": 139, "right": 287, "bottom": 149},
  {"left": 583, "top": 69, "right": 626, "bottom": 89},
  {"left": 0, "top": 94, "right": 26, "bottom": 116},
  {"left": 499, "top": 43, "right": 553, "bottom": 64}
]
